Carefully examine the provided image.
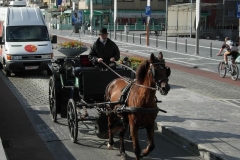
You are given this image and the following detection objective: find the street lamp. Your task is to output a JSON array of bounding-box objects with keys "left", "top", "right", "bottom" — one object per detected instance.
[{"left": 165, "top": 0, "right": 168, "bottom": 49}]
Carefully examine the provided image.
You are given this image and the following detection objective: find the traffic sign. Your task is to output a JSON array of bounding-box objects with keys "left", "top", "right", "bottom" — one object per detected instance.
[
  {"left": 237, "top": 2, "right": 240, "bottom": 18},
  {"left": 145, "top": 6, "right": 151, "bottom": 17}
]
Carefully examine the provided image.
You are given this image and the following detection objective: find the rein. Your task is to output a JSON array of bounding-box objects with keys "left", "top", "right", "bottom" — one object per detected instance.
[{"left": 101, "top": 61, "right": 158, "bottom": 90}]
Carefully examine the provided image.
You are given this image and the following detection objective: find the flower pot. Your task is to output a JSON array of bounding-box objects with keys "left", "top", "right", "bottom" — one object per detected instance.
[{"left": 57, "top": 48, "right": 88, "bottom": 57}]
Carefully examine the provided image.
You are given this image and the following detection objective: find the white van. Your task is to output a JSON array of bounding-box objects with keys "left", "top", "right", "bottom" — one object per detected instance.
[{"left": 0, "top": 7, "right": 57, "bottom": 76}]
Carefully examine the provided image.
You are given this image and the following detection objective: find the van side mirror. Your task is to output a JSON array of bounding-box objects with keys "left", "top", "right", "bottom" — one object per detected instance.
[
  {"left": 0, "top": 37, "right": 4, "bottom": 45},
  {"left": 51, "top": 35, "right": 57, "bottom": 44}
]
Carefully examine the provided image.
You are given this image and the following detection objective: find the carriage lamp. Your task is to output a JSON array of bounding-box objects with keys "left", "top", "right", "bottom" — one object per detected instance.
[{"left": 63, "top": 61, "right": 72, "bottom": 70}]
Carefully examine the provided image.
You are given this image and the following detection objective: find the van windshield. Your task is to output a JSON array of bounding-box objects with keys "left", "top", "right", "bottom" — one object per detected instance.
[{"left": 6, "top": 26, "right": 50, "bottom": 42}]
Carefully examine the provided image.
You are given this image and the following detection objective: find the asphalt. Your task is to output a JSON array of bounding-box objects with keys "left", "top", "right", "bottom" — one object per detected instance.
[{"left": 0, "top": 26, "right": 240, "bottom": 160}]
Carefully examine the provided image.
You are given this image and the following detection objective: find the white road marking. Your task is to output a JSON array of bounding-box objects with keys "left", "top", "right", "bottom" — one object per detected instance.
[{"left": 220, "top": 100, "right": 240, "bottom": 108}]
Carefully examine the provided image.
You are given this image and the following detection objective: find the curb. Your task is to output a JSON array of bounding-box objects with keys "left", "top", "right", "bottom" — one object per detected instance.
[
  {"left": 0, "top": 137, "right": 8, "bottom": 160},
  {"left": 156, "top": 123, "right": 228, "bottom": 160}
]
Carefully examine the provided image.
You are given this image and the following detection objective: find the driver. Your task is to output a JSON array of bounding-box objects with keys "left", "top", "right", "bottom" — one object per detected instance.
[{"left": 88, "top": 27, "right": 120, "bottom": 69}]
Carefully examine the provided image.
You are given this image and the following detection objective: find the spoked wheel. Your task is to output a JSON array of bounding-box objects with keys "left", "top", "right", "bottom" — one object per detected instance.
[
  {"left": 49, "top": 76, "right": 57, "bottom": 122},
  {"left": 230, "top": 64, "right": 239, "bottom": 81},
  {"left": 218, "top": 62, "right": 226, "bottom": 78},
  {"left": 67, "top": 99, "right": 78, "bottom": 143}
]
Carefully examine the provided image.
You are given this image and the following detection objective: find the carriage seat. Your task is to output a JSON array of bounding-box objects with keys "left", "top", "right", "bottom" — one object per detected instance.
[{"left": 73, "top": 67, "right": 99, "bottom": 76}]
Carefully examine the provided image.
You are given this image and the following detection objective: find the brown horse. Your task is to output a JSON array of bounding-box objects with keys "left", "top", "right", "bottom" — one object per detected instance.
[{"left": 105, "top": 53, "right": 171, "bottom": 160}]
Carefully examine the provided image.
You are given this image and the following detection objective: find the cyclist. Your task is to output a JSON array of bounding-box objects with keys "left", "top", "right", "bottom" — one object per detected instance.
[{"left": 216, "top": 37, "right": 239, "bottom": 67}]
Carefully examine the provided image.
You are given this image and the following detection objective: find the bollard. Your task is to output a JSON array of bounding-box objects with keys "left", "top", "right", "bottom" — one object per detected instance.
[
  {"left": 185, "top": 39, "right": 187, "bottom": 52},
  {"left": 156, "top": 35, "right": 158, "bottom": 47},
  {"left": 126, "top": 32, "right": 128, "bottom": 42},
  {"left": 175, "top": 38, "right": 177, "bottom": 50},
  {"left": 121, "top": 31, "right": 122, "bottom": 41},
  {"left": 133, "top": 33, "right": 134, "bottom": 43},
  {"left": 140, "top": 34, "right": 141, "bottom": 44},
  {"left": 210, "top": 42, "right": 212, "bottom": 57},
  {"left": 96, "top": 28, "right": 97, "bottom": 36}
]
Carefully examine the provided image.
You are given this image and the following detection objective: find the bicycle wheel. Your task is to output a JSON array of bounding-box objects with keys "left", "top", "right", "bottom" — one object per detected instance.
[
  {"left": 218, "top": 62, "right": 226, "bottom": 78},
  {"left": 230, "top": 64, "right": 239, "bottom": 81}
]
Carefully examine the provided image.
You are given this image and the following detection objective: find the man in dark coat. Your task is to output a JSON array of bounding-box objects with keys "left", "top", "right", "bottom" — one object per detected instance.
[{"left": 88, "top": 27, "right": 120, "bottom": 68}]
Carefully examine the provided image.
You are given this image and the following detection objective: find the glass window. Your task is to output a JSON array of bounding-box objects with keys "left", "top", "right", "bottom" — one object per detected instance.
[{"left": 6, "top": 26, "right": 50, "bottom": 42}]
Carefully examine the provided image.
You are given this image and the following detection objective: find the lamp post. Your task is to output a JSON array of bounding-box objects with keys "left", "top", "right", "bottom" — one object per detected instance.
[
  {"left": 114, "top": 0, "right": 117, "bottom": 40},
  {"left": 165, "top": 0, "right": 168, "bottom": 49},
  {"left": 90, "top": 0, "right": 93, "bottom": 34},
  {"left": 190, "top": 0, "right": 192, "bottom": 38},
  {"left": 146, "top": 0, "right": 151, "bottom": 46},
  {"left": 195, "top": 0, "right": 200, "bottom": 55},
  {"left": 222, "top": 0, "right": 225, "bottom": 29}
]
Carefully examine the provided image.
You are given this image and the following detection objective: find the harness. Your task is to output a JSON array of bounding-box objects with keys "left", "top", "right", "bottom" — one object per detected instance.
[
  {"left": 102, "top": 61, "right": 167, "bottom": 114},
  {"left": 118, "top": 80, "right": 135, "bottom": 105}
]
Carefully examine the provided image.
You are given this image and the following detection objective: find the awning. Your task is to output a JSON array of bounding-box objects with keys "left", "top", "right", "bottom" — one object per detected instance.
[
  {"left": 142, "top": 12, "right": 165, "bottom": 19},
  {"left": 168, "top": 3, "right": 222, "bottom": 11},
  {"left": 117, "top": 12, "right": 141, "bottom": 18},
  {"left": 84, "top": 10, "right": 103, "bottom": 15}
]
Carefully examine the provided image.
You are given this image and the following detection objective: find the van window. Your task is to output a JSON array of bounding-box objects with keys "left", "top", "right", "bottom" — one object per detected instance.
[{"left": 6, "top": 26, "right": 50, "bottom": 42}]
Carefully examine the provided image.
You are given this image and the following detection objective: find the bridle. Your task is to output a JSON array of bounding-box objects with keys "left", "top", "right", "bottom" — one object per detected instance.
[
  {"left": 101, "top": 61, "right": 168, "bottom": 91},
  {"left": 148, "top": 62, "right": 169, "bottom": 91}
]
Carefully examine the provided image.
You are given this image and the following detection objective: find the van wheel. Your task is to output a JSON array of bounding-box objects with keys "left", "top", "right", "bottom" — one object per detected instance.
[{"left": 5, "top": 69, "right": 11, "bottom": 77}]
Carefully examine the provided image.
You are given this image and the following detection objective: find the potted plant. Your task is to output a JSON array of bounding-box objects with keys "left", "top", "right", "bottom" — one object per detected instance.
[
  {"left": 57, "top": 40, "right": 88, "bottom": 57},
  {"left": 118, "top": 56, "right": 144, "bottom": 70}
]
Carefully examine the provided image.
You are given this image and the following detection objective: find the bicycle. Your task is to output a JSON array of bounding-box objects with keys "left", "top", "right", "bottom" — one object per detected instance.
[{"left": 218, "top": 59, "right": 239, "bottom": 81}]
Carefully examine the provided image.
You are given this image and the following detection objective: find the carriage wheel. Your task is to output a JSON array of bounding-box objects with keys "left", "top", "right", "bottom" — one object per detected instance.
[
  {"left": 49, "top": 76, "right": 57, "bottom": 122},
  {"left": 67, "top": 99, "right": 78, "bottom": 143}
]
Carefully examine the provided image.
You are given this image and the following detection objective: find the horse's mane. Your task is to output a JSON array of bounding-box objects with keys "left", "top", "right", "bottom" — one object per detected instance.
[{"left": 136, "top": 60, "right": 150, "bottom": 84}]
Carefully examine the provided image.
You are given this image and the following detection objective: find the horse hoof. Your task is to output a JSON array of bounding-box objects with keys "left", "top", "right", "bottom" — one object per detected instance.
[
  {"left": 121, "top": 154, "right": 127, "bottom": 160},
  {"left": 107, "top": 143, "right": 114, "bottom": 150},
  {"left": 140, "top": 153, "right": 145, "bottom": 158}
]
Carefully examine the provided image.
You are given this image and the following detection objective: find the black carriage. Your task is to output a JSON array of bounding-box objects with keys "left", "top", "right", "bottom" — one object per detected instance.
[{"left": 48, "top": 50, "right": 133, "bottom": 142}]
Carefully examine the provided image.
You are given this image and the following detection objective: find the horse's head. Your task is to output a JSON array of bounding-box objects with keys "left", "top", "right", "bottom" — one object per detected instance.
[{"left": 149, "top": 52, "right": 171, "bottom": 95}]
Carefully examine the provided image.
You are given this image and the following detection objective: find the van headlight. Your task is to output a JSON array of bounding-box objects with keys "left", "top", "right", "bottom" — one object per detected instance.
[{"left": 11, "top": 56, "right": 22, "bottom": 60}]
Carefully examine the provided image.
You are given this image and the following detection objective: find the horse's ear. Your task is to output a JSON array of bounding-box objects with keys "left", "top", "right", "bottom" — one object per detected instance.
[
  {"left": 150, "top": 53, "right": 155, "bottom": 62},
  {"left": 166, "top": 66, "right": 171, "bottom": 77},
  {"left": 158, "top": 52, "right": 163, "bottom": 60}
]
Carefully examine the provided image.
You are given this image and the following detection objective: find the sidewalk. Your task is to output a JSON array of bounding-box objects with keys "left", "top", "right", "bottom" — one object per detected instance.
[
  {"left": 155, "top": 69, "right": 240, "bottom": 160},
  {"left": 55, "top": 32, "right": 240, "bottom": 160}
]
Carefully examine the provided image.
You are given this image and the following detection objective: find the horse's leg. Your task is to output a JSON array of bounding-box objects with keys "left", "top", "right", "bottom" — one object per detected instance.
[
  {"left": 107, "top": 114, "right": 114, "bottom": 150},
  {"left": 140, "top": 124, "right": 155, "bottom": 157},
  {"left": 129, "top": 119, "right": 141, "bottom": 160},
  {"left": 119, "top": 115, "right": 128, "bottom": 159}
]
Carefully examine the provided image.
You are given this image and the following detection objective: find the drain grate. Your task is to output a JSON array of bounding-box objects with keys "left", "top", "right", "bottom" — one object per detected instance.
[{"left": 2, "top": 140, "right": 12, "bottom": 148}]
